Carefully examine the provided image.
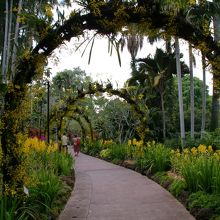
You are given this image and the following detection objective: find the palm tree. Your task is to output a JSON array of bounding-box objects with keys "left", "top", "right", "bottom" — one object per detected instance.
[
  {"left": 175, "top": 37, "right": 185, "bottom": 149},
  {"left": 1, "top": 0, "right": 9, "bottom": 83},
  {"left": 188, "top": 43, "right": 195, "bottom": 139},
  {"left": 201, "top": 53, "right": 207, "bottom": 138},
  {"left": 210, "top": 0, "right": 220, "bottom": 130},
  {"left": 128, "top": 48, "right": 188, "bottom": 140},
  {"left": 186, "top": 0, "right": 220, "bottom": 130}
]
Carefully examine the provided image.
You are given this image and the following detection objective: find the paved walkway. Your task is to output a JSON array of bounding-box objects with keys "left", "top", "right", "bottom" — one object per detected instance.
[{"left": 59, "top": 153, "right": 195, "bottom": 220}]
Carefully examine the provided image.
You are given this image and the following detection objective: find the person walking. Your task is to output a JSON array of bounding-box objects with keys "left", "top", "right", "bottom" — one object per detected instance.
[
  {"left": 73, "top": 134, "right": 81, "bottom": 156},
  {"left": 61, "top": 132, "right": 68, "bottom": 153}
]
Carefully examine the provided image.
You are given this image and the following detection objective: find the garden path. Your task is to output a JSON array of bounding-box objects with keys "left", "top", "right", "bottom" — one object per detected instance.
[{"left": 59, "top": 153, "right": 195, "bottom": 220}]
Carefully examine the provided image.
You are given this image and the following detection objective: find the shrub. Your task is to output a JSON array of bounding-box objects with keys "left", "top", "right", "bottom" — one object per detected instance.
[
  {"left": 52, "top": 152, "right": 74, "bottom": 176},
  {"left": 165, "top": 130, "right": 220, "bottom": 150},
  {"left": 81, "top": 140, "right": 103, "bottom": 156},
  {"left": 169, "top": 179, "right": 186, "bottom": 197},
  {"left": 100, "top": 149, "right": 111, "bottom": 159},
  {"left": 136, "top": 142, "right": 171, "bottom": 175},
  {"left": 171, "top": 152, "right": 220, "bottom": 193},
  {"left": 109, "top": 143, "right": 128, "bottom": 161},
  {"left": 187, "top": 191, "right": 220, "bottom": 219},
  {"left": 28, "top": 169, "right": 63, "bottom": 216}
]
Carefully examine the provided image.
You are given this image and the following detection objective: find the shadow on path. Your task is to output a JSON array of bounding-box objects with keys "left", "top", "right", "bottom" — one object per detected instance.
[{"left": 59, "top": 153, "right": 195, "bottom": 220}]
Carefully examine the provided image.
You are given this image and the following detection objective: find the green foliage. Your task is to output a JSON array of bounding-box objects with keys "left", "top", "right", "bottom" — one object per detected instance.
[
  {"left": 152, "top": 172, "right": 173, "bottom": 186},
  {"left": 182, "top": 75, "right": 212, "bottom": 131},
  {"left": 172, "top": 155, "right": 220, "bottom": 194},
  {"left": 27, "top": 150, "right": 74, "bottom": 177},
  {"left": 19, "top": 149, "right": 73, "bottom": 219},
  {"left": 29, "top": 170, "right": 63, "bottom": 211},
  {"left": 1, "top": 0, "right": 220, "bottom": 216},
  {"left": 108, "top": 144, "right": 128, "bottom": 161},
  {"left": 92, "top": 97, "right": 138, "bottom": 143},
  {"left": 187, "top": 191, "right": 220, "bottom": 217},
  {"left": 169, "top": 179, "right": 186, "bottom": 197},
  {"left": 81, "top": 140, "right": 103, "bottom": 156},
  {"left": 199, "top": 130, "right": 220, "bottom": 150},
  {"left": 136, "top": 143, "right": 171, "bottom": 174},
  {"left": 0, "top": 196, "right": 24, "bottom": 220},
  {"left": 165, "top": 130, "right": 220, "bottom": 150},
  {"left": 100, "top": 148, "right": 111, "bottom": 159},
  {"left": 52, "top": 152, "right": 74, "bottom": 176},
  {"left": 51, "top": 68, "right": 91, "bottom": 99}
]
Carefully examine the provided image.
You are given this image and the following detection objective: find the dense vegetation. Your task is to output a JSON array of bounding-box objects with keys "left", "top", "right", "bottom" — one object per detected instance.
[{"left": 0, "top": 0, "right": 220, "bottom": 219}]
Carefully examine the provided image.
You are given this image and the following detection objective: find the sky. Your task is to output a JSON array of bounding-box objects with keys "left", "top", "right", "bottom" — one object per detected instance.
[
  {"left": 48, "top": 2, "right": 213, "bottom": 95},
  {"left": 48, "top": 36, "right": 158, "bottom": 87},
  {"left": 48, "top": 36, "right": 213, "bottom": 94}
]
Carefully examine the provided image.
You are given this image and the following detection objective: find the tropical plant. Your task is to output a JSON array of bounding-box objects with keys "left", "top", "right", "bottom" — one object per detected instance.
[
  {"left": 171, "top": 146, "right": 220, "bottom": 193},
  {"left": 1, "top": 0, "right": 220, "bottom": 197},
  {"left": 188, "top": 43, "right": 195, "bottom": 139},
  {"left": 187, "top": 191, "right": 220, "bottom": 219},
  {"left": 135, "top": 142, "right": 171, "bottom": 174},
  {"left": 128, "top": 47, "right": 188, "bottom": 140}
]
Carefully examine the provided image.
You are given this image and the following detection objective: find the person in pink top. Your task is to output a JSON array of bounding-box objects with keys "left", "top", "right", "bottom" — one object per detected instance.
[{"left": 73, "top": 134, "right": 81, "bottom": 156}]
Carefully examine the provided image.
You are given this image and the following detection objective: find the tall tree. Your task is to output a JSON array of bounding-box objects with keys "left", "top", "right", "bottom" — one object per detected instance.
[
  {"left": 201, "top": 53, "right": 207, "bottom": 137},
  {"left": 175, "top": 37, "right": 185, "bottom": 149},
  {"left": 210, "top": 0, "right": 220, "bottom": 130},
  {"left": 1, "top": 0, "right": 9, "bottom": 83},
  {"left": 189, "top": 43, "right": 195, "bottom": 139},
  {"left": 128, "top": 48, "right": 188, "bottom": 140},
  {"left": 1, "top": 0, "right": 220, "bottom": 195}
]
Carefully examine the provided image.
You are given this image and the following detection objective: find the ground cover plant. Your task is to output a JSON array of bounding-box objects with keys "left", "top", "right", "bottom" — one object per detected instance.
[{"left": 0, "top": 137, "right": 74, "bottom": 219}]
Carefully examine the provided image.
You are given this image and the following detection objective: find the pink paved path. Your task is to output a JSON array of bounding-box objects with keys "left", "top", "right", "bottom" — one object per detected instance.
[{"left": 59, "top": 153, "right": 195, "bottom": 220}]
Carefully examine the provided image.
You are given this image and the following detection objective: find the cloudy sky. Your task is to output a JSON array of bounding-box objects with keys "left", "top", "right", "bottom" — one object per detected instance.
[{"left": 48, "top": 35, "right": 213, "bottom": 94}]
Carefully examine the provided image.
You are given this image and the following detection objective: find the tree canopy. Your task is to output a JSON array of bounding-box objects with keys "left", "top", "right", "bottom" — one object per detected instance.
[{"left": 1, "top": 0, "right": 220, "bottom": 195}]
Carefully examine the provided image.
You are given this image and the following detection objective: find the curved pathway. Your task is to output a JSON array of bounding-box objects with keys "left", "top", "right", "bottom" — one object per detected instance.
[{"left": 59, "top": 153, "right": 195, "bottom": 220}]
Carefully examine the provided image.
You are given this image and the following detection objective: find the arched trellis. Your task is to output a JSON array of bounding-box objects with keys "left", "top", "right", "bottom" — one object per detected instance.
[
  {"left": 1, "top": 0, "right": 220, "bottom": 193},
  {"left": 66, "top": 108, "right": 94, "bottom": 142},
  {"left": 49, "top": 82, "right": 148, "bottom": 147},
  {"left": 68, "top": 115, "right": 87, "bottom": 141},
  {"left": 49, "top": 104, "right": 94, "bottom": 150}
]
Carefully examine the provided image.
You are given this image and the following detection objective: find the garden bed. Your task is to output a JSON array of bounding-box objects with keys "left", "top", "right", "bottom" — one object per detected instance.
[{"left": 81, "top": 140, "right": 220, "bottom": 220}]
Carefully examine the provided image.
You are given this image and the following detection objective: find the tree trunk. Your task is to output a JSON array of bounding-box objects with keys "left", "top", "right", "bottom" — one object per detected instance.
[
  {"left": 160, "top": 90, "right": 166, "bottom": 140},
  {"left": 201, "top": 54, "right": 207, "bottom": 137},
  {"left": 57, "top": 116, "right": 64, "bottom": 152},
  {"left": 189, "top": 43, "right": 194, "bottom": 139},
  {"left": 1, "top": 85, "right": 28, "bottom": 194},
  {"left": 11, "top": 0, "right": 23, "bottom": 79},
  {"left": 210, "top": 73, "right": 220, "bottom": 131},
  {"left": 210, "top": 5, "right": 220, "bottom": 130},
  {"left": 1, "top": 0, "right": 9, "bottom": 83},
  {"left": 175, "top": 37, "right": 185, "bottom": 149},
  {"left": 6, "top": 0, "right": 13, "bottom": 76}
]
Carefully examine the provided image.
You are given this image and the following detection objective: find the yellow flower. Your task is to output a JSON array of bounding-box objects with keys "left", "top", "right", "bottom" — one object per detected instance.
[
  {"left": 183, "top": 148, "right": 189, "bottom": 154},
  {"left": 128, "top": 140, "right": 132, "bottom": 146},
  {"left": 136, "top": 140, "right": 143, "bottom": 148},
  {"left": 208, "top": 145, "right": 213, "bottom": 152},
  {"left": 104, "top": 140, "right": 113, "bottom": 145},
  {"left": 191, "top": 147, "right": 197, "bottom": 155},
  {"left": 138, "top": 94, "right": 144, "bottom": 100},
  {"left": 213, "top": 152, "right": 219, "bottom": 159},
  {"left": 133, "top": 138, "right": 137, "bottom": 145},
  {"left": 198, "top": 144, "right": 207, "bottom": 154},
  {"left": 176, "top": 152, "right": 181, "bottom": 157},
  {"left": 45, "top": 5, "right": 53, "bottom": 17}
]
